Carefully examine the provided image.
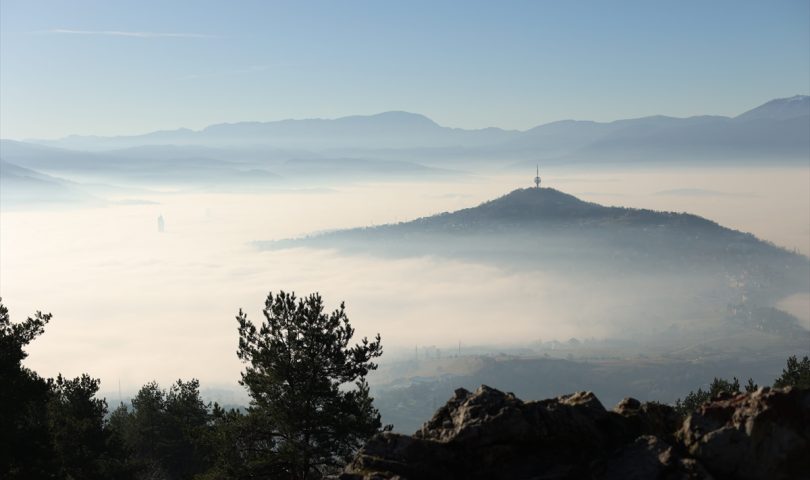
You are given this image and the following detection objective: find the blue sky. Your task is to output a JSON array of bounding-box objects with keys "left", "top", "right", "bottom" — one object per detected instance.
[{"left": 1, "top": 0, "right": 808, "bottom": 139}]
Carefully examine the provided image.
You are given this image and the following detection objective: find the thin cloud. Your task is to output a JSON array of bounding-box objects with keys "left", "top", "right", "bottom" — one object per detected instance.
[{"left": 41, "top": 29, "right": 215, "bottom": 39}]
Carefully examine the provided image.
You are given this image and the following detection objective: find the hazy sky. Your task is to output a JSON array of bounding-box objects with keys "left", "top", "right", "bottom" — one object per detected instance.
[{"left": 1, "top": 0, "right": 808, "bottom": 139}]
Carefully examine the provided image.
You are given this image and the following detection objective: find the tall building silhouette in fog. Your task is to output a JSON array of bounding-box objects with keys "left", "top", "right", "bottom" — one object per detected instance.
[
  {"left": 157, "top": 214, "right": 165, "bottom": 233},
  {"left": 534, "top": 165, "right": 541, "bottom": 189}
]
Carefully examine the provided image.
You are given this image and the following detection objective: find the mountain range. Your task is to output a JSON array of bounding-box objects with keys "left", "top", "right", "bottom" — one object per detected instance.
[
  {"left": 15, "top": 95, "right": 809, "bottom": 164},
  {"left": 1, "top": 95, "right": 807, "bottom": 206}
]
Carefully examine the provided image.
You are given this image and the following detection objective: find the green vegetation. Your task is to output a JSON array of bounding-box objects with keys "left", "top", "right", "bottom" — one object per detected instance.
[
  {"left": 235, "top": 291, "right": 387, "bottom": 479},
  {"left": 2, "top": 293, "right": 807, "bottom": 478},
  {"left": 0, "top": 293, "right": 386, "bottom": 479},
  {"left": 0, "top": 301, "right": 133, "bottom": 479},
  {"left": 1, "top": 302, "right": 56, "bottom": 478},
  {"left": 674, "top": 356, "right": 810, "bottom": 415},
  {"left": 674, "top": 377, "right": 757, "bottom": 415},
  {"left": 773, "top": 355, "right": 810, "bottom": 389},
  {"left": 108, "top": 379, "right": 216, "bottom": 479}
]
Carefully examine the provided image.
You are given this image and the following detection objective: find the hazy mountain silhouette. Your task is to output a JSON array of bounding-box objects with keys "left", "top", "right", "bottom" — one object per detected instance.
[
  {"left": 735, "top": 94, "right": 810, "bottom": 121},
  {"left": 0, "top": 139, "right": 284, "bottom": 188},
  {"left": 0, "top": 139, "right": 114, "bottom": 171},
  {"left": 29, "top": 111, "right": 518, "bottom": 151},
  {"left": 508, "top": 96, "right": 809, "bottom": 164},
  {"left": 260, "top": 187, "right": 810, "bottom": 378},
  {"left": 267, "top": 187, "right": 796, "bottom": 254},
  {"left": 264, "top": 187, "right": 808, "bottom": 300},
  {"left": 276, "top": 157, "right": 456, "bottom": 179},
  {"left": 22, "top": 96, "right": 808, "bottom": 165},
  {"left": 0, "top": 160, "right": 103, "bottom": 207}
]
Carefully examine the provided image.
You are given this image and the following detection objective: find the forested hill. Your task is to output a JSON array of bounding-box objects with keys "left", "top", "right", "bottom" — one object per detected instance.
[
  {"left": 393, "top": 187, "right": 729, "bottom": 229},
  {"left": 261, "top": 187, "right": 809, "bottom": 303},
  {"left": 264, "top": 187, "right": 800, "bottom": 262}
]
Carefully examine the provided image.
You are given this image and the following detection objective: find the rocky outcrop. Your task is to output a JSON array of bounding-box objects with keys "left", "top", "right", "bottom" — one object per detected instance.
[
  {"left": 341, "top": 385, "right": 809, "bottom": 480},
  {"left": 677, "top": 387, "right": 810, "bottom": 480},
  {"left": 601, "top": 435, "right": 712, "bottom": 480}
]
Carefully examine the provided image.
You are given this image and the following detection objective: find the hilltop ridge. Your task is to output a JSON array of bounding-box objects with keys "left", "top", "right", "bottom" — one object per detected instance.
[
  {"left": 413, "top": 187, "right": 725, "bottom": 227},
  {"left": 261, "top": 187, "right": 809, "bottom": 335},
  {"left": 265, "top": 187, "right": 768, "bottom": 253}
]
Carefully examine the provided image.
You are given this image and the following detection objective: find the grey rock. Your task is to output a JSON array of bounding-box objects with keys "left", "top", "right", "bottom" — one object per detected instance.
[
  {"left": 343, "top": 385, "right": 808, "bottom": 480},
  {"left": 677, "top": 386, "right": 810, "bottom": 480},
  {"left": 602, "top": 435, "right": 713, "bottom": 480}
]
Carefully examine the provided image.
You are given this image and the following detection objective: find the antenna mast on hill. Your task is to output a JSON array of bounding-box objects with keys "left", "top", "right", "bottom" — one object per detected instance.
[{"left": 534, "top": 165, "right": 541, "bottom": 189}]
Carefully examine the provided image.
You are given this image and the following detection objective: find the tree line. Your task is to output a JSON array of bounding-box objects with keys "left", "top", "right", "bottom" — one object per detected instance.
[
  {"left": 674, "top": 355, "right": 810, "bottom": 414},
  {"left": 1, "top": 291, "right": 386, "bottom": 480},
  {"left": 2, "top": 292, "right": 808, "bottom": 479}
]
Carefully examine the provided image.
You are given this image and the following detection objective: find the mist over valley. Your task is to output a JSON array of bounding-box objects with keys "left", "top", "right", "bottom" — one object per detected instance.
[
  {"left": 3, "top": 3, "right": 810, "bottom": 476},
  {"left": 2, "top": 116, "right": 808, "bottom": 431}
]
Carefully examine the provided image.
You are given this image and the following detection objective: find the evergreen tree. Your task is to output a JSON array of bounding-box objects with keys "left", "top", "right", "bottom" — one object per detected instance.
[
  {"left": 163, "top": 379, "right": 215, "bottom": 479},
  {"left": 195, "top": 405, "right": 247, "bottom": 480},
  {"left": 47, "top": 373, "right": 134, "bottom": 479},
  {"left": 0, "top": 300, "right": 56, "bottom": 479},
  {"left": 674, "top": 376, "right": 756, "bottom": 415},
  {"left": 773, "top": 355, "right": 810, "bottom": 389},
  {"left": 1, "top": 300, "right": 134, "bottom": 478},
  {"left": 235, "top": 291, "right": 387, "bottom": 479},
  {"left": 117, "top": 379, "right": 215, "bottom": 479}
]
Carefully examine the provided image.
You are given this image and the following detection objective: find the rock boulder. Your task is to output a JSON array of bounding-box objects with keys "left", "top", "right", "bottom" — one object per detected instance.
[{"left": 341, "top": 385, "right": 808, "bottom": 480}]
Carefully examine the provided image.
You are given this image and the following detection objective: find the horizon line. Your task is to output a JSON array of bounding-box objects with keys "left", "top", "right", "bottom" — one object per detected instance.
[{"left": 5, "top": 93, "right": 808, "bottom": 143}]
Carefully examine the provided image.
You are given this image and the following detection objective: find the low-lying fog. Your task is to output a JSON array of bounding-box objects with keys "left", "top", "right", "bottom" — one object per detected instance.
[{"left": 1, "top": 166, "right": 808, "bottom": 396}]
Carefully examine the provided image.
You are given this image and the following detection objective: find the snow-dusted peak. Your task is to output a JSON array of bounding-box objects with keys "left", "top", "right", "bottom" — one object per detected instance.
[{"left": 736, "top": 95, "right": 810, "bottom": 121}]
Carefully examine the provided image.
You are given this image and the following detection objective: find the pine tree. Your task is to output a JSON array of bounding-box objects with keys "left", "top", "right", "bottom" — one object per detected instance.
[
  {"left": 773, "top": 355, "right": 810, "bottom": 389},
  {"left": 236, "top": 291, "right": 387, "bottom": 479},
  {"left": 0, "top": 300, "right": 56, "bottom": 478},
  {"left": 116, "top": 379, "right": 215, "bottom": 479}
]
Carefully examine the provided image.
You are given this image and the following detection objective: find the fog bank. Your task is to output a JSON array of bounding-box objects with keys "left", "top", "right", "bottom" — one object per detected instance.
[{"left": 1, "top": 167, "right": 808, "bottom": 392}]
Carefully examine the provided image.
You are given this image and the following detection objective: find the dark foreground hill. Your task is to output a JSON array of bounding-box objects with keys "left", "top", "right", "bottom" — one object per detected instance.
[{"left": 341, "top": 385, "right": 810, "bottom": 480}]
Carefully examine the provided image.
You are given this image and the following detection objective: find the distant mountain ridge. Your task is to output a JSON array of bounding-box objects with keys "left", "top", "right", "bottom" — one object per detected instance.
[
  {"left": 735, "top": 94, "right": 810, "bottom": 121},
  {"left": 0, "top": 159, "right": 102, "bottom": 207},
  {"left": 19, "top": 96, "right": 809, "bottom": 163},
  {"left": 507, "top": 95, "right": 810, "bottom": 163},
  {"left": 28, "top": 111, "right": 519, "bottom": 151},
  {"left": 0, "top": 138, "right": 455, "bottom": 191},
  {"left": 2, "top": 95, "right": 806, "bottom": 198}
]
